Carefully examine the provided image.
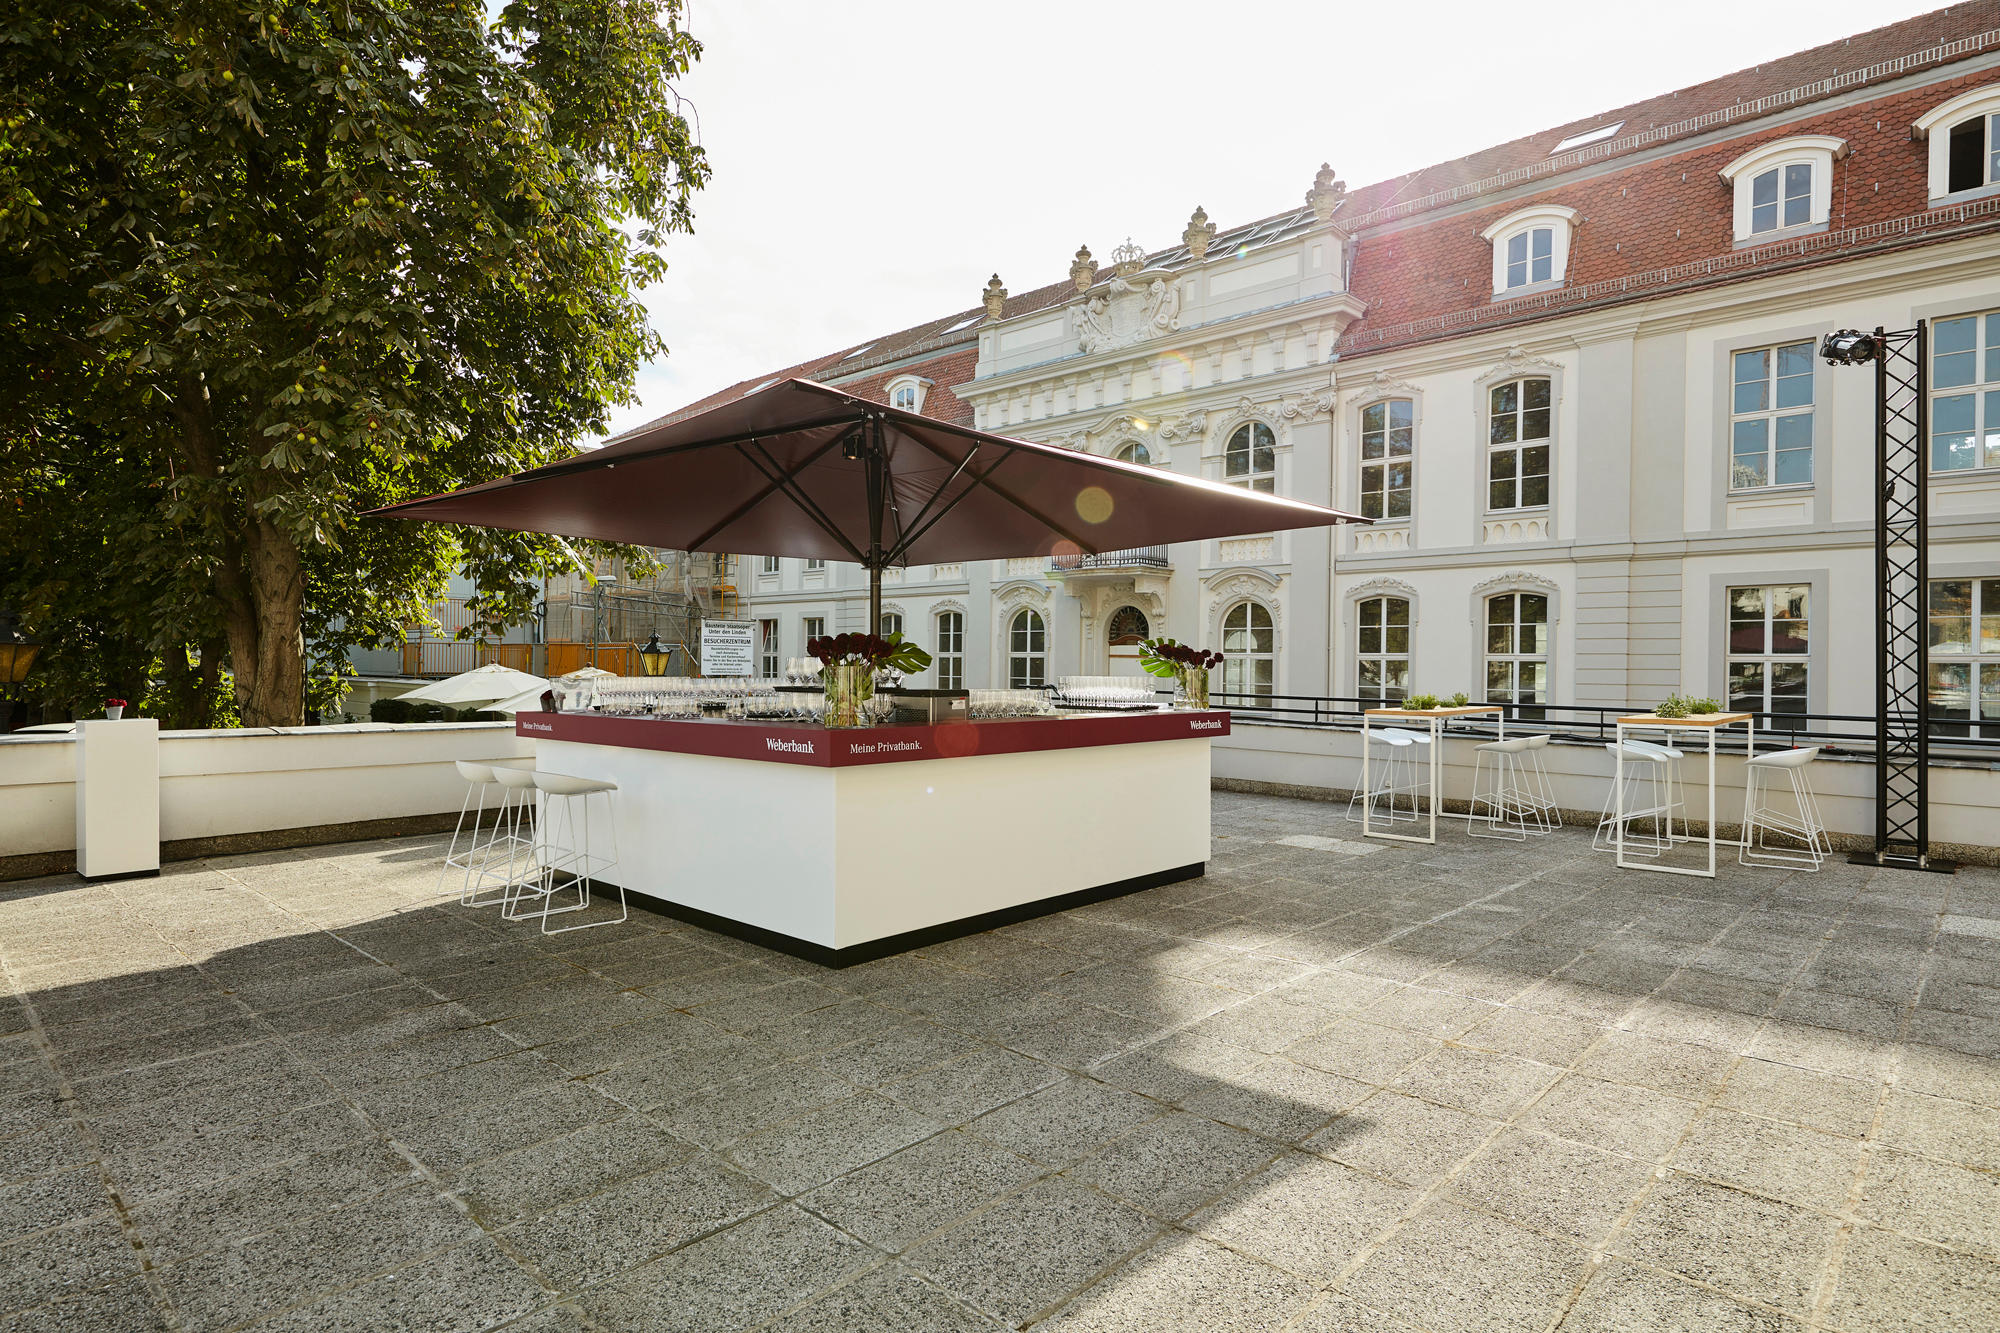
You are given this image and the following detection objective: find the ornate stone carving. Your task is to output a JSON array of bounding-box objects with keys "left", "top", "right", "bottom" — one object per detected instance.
[
  {"left": 1347, "top": 576, "right": 1418, "bottom": 601},
  {"left": 1306, "top": 163, "right": 1347, "bottom": 222},
  {"left": 1183, "top": 206, "right": 1216, "bottom": 259},
  {"left": 1069, "top": 245, "right": 1095, "bottom": 294},
  {"left": 1206, "top": 573, "right": 1284, "bottom": 639},
  {"left": 1470, "top": 570, "right": 1560, "bottom": 596},
  {"left": 982, "top": 274, "right": 1007, "bottom": 319},
  {"left": 1476, "top": 344, "right": 1563, "bottom": 386},
  {"left": 1075, "top": 268, "right": 1184, "bottom": 355},
  {"left": 1342, "top": 367, "right": 1422, "bottom": 405},
  {"left": 1156, "top": 410, "right": 1207, "bottom": 444},
  {"left": 1279, "top": 387, "right": 1336, "bottom": 420},
  {"left": 1111, "top": 237, "right": 1146, "bottom": 278}
]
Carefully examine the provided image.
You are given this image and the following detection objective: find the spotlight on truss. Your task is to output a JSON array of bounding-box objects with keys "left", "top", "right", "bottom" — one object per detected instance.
[{"left": 1820, "top": 328, "right": 1882, "bottom": 366}]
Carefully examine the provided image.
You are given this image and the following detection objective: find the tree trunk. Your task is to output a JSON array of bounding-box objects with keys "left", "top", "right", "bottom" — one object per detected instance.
[{"left": 174, "top": 375, "right": 309, "bottom": 728}]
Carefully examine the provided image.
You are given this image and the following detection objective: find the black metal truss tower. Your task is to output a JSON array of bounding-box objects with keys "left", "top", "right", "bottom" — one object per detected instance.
[{"left": 1865, "top": 326, "right": 1938, "bottom": 871}]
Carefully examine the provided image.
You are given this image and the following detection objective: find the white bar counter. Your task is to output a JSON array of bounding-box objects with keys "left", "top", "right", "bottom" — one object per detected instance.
[{"left": 516, "top": 709, "right": 1229, "bottom": 965}]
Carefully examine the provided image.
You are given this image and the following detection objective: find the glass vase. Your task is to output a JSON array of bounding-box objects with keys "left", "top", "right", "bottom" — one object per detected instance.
[
  {"left": 1175, "top": 665, "right": 1210, "bottom": 710},
  {"left": 821, "top": 660, "right": 876, "bottom": 728}
]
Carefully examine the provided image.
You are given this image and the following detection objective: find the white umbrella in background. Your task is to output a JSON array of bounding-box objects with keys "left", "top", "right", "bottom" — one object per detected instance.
[
  {"left": 555, "top": 666, "right": 614, "bottom": 682},
  {"left": 488, "top": 683, "right": 557, "bottom": 714},
  {"left": 395, "top": 662, "right": 547, "bottom": 708}
]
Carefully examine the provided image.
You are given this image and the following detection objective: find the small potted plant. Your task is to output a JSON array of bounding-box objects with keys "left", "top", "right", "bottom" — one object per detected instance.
[
  {"left": 808, "top": 633, "right": 932, "bottom": 728},
  {"left": 1399, "top": 693, "right": 1441, "bottom": 711},
  {"left": 104, "top": 697, "right": 128, "bottom": 720},
  {"left": 1139, "top": 637, "right": 1222, "bottom": 710}
]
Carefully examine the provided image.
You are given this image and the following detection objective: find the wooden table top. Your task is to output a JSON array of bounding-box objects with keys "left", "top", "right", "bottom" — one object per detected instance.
[
  {"left": 1615, "top": 712, "right": 1755, "bottom": 727},
  {"left": 1363, "top": 705, "right": 1506, "bottom": 718}
]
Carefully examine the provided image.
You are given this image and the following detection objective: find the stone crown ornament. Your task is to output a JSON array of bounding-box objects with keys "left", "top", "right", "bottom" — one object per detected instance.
[
  {"left": 1069, "top": 245, "right": 1095, "bottom": 293},
  {"left": 982, "top": 275, "right": 1007, "bottom": 319},
  {"left": 1111, "top": 238, "right": 1146, "bottom": 278},
  {"left": 1306, "top": 163, "right": 1347, "bottom": 222},
  {"left": 1183, "top": 206, "right": 1216, "bottom": 260}
]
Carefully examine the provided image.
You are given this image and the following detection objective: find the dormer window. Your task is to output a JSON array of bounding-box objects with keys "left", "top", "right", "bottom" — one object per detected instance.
[
  {"left": 1719, "top": 136, "right": 1843, "bottom": 244},
  {"left": 1914, "top": 86, "right": 2000, "bottom": 201},
  {"left": 885, "top": 375, "right": 931, "bottom": 414},
  {"left": 1479, "top": 205, "right": 1577, "bottom": 299}
]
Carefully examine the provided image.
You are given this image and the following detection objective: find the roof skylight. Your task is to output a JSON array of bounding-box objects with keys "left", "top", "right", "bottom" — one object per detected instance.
[
  {"left": 1551, "top": 122, "right": 1623, "bottom": 154},
  {"left": 942, "top": 315, "right": 981, "bottom": 333},
  {"left": 840, "top": 343, "right": 875, "bottom": 360}
]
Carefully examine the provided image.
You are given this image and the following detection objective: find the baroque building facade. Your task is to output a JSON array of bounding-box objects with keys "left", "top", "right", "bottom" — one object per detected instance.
[{"left": 644, "top": 6, "right": 2000, "bottom": 730}]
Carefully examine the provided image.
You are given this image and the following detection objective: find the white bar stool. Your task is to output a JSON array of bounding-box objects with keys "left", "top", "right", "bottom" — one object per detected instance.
[
  {"left": 1740, "top": 746, "right": 1830, "bottom": 870},
  {"left": 509, "top": 772, "right": 624, "bottom": 934},
  {"left": 487, "top": 766, "right": 546, "bottom": 906},
  {"left": 439, "top": 759, "right": 535, "bottom": 904},
  {"left": 1347, "top": 727, "right": 1427, "bottom": 825},
  {"left": 1467, "top": 735, "right": 1552, "bottom": 840},
  {"left": 1593, "top": 742, "right": 1677, "bottom": 857},
  {"left": 1521, "top": 734, "right": 1562, "bottom": 829}
]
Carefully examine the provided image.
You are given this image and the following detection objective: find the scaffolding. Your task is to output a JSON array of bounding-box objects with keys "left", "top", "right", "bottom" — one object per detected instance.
[{"left": 538, "top": 551, "right": 738, "bottom": 676}]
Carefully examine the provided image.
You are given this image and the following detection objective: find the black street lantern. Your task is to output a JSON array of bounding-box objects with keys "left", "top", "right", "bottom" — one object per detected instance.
[
  {"left": 0, "top": 612, "right": 41, "bottom": 734},
  {"left": 0, "top": 613, "right": 39, "bottom": 687},
  {"left": 638, "top": 633, "right": 671, "bottom": 677}
]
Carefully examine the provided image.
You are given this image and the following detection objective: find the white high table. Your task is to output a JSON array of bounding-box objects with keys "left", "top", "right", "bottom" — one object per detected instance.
[
  {"left": 1360, "top": 705, "right": 1504, "bottom": 845},
  {"left": 516, "top": 708, "right": 1229, "bottom": 965},
  {"left": 1612, "top": 711, "right": 1755, "bottom": 878}
]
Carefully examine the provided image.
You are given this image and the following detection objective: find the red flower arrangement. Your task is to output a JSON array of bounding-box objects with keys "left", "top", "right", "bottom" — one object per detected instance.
[
  {"left": 1137, "top": 638, "right": 1222, "bottom": 676},
  {"left": 104, "top": 698, "right": 129, "bottom": 708},
  {"left": 807, "top": 633, "right": 931, "bottom": 674}
]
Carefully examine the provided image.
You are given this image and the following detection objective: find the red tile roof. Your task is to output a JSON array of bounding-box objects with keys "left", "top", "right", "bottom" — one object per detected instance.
[{"left": 631, "top": 2, "right": 2000, "bottom": 429}]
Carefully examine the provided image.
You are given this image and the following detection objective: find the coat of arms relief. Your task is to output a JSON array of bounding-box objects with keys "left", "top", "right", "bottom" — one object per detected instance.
[{"left": 1074, "top": 240, "right": 1183, "bottom": 355}]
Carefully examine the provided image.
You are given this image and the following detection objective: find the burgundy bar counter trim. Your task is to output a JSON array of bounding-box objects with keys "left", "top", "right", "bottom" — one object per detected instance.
[{"left": 516, "top": 709, "right": 1231, "bottom": 767}]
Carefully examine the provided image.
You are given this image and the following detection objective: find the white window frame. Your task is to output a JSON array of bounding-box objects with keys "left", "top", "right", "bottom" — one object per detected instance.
[
  {"left": 802, "top": 616, "right": 824, "bottom": 647},
  {"left": 1220, "top": 601, "right": 1275, "bottom": 703},
  {"left": 1006, "top": 608, "right": 1046, "bottom": 688},
  {"left": 1485, "top": 377, "right": 1552, "bottom": 513},
  {"left": 879, "top": 611, "right": 902, "bottom": 639},
  {"left": 1914, "top": 85, "right": 2000, "bottom": 202},
  {"left": 1725, "top": 584, "right": 1810, "bottom": 715},
  {"left": 1355, "top": 596, "right": 1410, "bottom": 703},
  {"left": 1483, "top": 592, "right": 1550, "bottom": 711},
  {"left": 1358, "top": 398, "right": 1414, "bottom": 522},
  {"left": 1479, "top": 204, "right": 1577, "bottom": 297},
  {"left": 885, "top": 374, "right": 932, "bottom": 414},
  {"left": 759, "top": 556, "right": 781, "bottom": 575},
  {"left": 1718, "top": 136, "right": 1842, "bottom": 243},
  {"left": 1930, "top": 308, "right": 2000, "bottom": 474},
  {"left": 935, "top": 610, "right": 964, "bottom": 690},
  {"left": 804, "top": 558, "right": 826, "bottom": 572},
  {"left": 1114, "top": 440, "right": 1152, "bottom": 466},
  {"left": 1729, "top": 340, "right": 1816, "bottom": 490},
  {"left": 757, "top": 619, "right": 778, "bottom": 678},
  {"left": 1223, "top": 422, "right": 1276, "bottom": 493},
  {"left": 1929, "top": 576, "right": 2000, "bottom": 738}
]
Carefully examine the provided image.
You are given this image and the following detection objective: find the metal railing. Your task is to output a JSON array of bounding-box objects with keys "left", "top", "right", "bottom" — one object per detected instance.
[
  {"left": 1207, "top": 691, "right": 2000, "bottom": 761},
  {"left": 1050, "top": 546, "right": 1171, "bottom": 572}
]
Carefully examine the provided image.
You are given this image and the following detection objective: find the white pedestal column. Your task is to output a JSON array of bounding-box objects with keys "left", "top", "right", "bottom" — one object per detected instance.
[{"left": 75, "top": 719, "right": 160, "bottom": 879}]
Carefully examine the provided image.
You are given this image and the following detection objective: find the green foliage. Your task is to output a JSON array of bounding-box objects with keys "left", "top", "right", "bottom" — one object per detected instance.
[
  {"left": 1688, "top": 697, "right": 1720, "bottom": 715},
  {"left": 1655, "top": 694, "right": 1692, "bottom": 718},
  {"left": 0, "top": 0, "right": 709, "bottom": 725},
  {"left": 1401, "top": 693, "right": 1441, "bottom": 711},
  {"left": 1446, "top": 691, "right": 1471, "bottom": 707}
]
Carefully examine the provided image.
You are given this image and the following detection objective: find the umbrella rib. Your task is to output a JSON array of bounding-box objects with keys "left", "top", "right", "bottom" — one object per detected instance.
[
  {"left": 738, "top": 435, "right": 867, "bottom": 562},
  {"left": 884, "top": 444, "right": 985, "bottom": 564},
  {"left": 900, "top": 433, "right": 1098, "bottom": 555},
  {"left": 529, "top": 409, "right": 865, "bottom": 481},
  {"left": 683, "top": 433, "right": 852, "bottom": 553}
]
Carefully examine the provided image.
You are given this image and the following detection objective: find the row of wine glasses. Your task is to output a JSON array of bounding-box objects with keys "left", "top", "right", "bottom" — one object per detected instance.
[
  {"left": 968, "top": 689, "right": 1056, "bottom": 719},
  {"left": 1054, "top": 676, "right": 1163, "bottom": 710}
]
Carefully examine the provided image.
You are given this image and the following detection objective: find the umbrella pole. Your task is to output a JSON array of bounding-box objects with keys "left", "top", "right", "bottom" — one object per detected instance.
[
  {"left": 869, "top": 564, "right": 882, "bottom": 639},
  {"left": 865, "top": 417, "right": 885, "bottom": 637}
]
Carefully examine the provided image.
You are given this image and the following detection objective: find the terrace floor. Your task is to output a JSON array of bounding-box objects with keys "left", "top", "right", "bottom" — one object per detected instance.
[{"left": 3, "top": 791, "right": 1999, "bottom": 1332}]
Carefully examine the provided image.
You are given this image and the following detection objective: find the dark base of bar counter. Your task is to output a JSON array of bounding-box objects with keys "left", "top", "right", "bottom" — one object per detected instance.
[{"left": 598, "top": 861, "right": 1206, "bottom": 968}]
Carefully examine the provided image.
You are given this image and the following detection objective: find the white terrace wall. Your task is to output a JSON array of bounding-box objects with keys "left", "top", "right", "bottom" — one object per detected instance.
[
  {"left": 1214, "top": 722, "right": 2000, "bottom": 864},
  {"left": 0, "top": 723, "right": 533, "bottom": 860}
]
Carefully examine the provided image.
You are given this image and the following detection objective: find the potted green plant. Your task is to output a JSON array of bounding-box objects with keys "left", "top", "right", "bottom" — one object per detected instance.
[
  {"left": 1399, "top": 693, "right": 1441, "bottom": 711},
  {"left": 808, "top": 633, "right": 932, "bottom": 728},
  {"left": 1138, "top": 638, "right": 1222, "bottom": 710}
]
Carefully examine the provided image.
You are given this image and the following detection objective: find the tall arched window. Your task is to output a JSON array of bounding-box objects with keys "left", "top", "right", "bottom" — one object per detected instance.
[
  {"left": 1356, "top": 596, "right": 1410, "bottom": 702},
  {"left": 1487, "top": 378, "right": 1551, "bottom": 511},
  {"left": 1360, "top": 399, "right": 1414, "bottom": 520},
  {"left": 1224, "top": 423, "right": 1275, "bottom": 492},
  {"left": 1484, "top": 592, "right": 1549, "bottom": 718},
  {"left": 934, "top": 610, "right": 964, "bottom": 689},
  {"left": 879, "top": 611, "right": 902, "bottom": 638},
  {"left": 1221, "top": 602, "right": 1275, "bottom": 702},
  {"left": 1007, "top": 609, "right": 1046, "bottom": 687}
]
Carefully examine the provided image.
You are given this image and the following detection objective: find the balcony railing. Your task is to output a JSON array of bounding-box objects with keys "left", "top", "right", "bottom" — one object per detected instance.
[
  {"left": 1050, "top": 546, "right": 1171, "bottom": 573},
  {"left": 1206, "top": 691, "right": 2000, "bottom": 761}
]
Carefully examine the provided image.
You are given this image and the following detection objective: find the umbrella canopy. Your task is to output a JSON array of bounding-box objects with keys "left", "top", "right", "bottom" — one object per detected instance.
[
  {"left": 554, "top": 666, "right": 615, "bottom": 682},
  {"left": 395, "top": 663, "right": 547, "bottom": 707},
  {"left": 371, "top": 377, "right": 1368, "bottom": 630},
  {"left": 487, "top": 683, "right": 557, "bottom": 714}
]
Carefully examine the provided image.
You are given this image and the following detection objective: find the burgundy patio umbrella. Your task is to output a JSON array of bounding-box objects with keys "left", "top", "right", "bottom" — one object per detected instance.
[{"left": 371, "top": 377, "right": 1369, "bottom": 632}]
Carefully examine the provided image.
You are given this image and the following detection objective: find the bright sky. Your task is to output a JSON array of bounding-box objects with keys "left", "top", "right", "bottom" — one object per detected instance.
[{"left": 609, "top": 0, "right": 1949, "bottom": 436}]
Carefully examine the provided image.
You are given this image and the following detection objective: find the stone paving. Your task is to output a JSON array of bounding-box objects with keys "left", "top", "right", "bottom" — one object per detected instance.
[{"left": 2, "top": 790, "right": 1999, "bottom": 1331}]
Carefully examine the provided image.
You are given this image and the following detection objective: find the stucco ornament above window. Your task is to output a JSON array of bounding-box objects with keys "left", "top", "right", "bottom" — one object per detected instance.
[
  {"left": 1478, "top": 205, "right": 1578, "bottom": 298},
  {"left": 1717, "top": 135, "right": 1846, "bottom": 243},
  {"left": 1913, "top": 84, "right": 2000, "bottom": 202}
]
